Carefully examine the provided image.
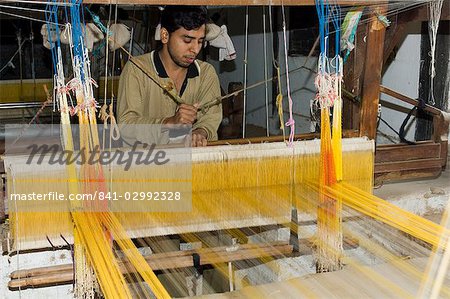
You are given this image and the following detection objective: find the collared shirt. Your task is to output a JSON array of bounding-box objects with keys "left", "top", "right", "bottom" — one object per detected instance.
[
  {"left": 117, "top": 50, "right": 222, "bottom": 144},
  {"left": 152, "top": 50, "right": 198, "bottom": 97}
]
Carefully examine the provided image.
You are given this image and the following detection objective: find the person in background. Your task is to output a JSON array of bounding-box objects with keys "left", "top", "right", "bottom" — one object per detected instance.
[{"left": 117, "top": 5, "right": 222, "bottom": 147}]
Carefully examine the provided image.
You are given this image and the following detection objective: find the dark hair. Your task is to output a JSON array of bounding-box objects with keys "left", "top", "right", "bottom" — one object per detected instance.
[{"left": 160, "top": 6, "right": 209, "bottom": 33}]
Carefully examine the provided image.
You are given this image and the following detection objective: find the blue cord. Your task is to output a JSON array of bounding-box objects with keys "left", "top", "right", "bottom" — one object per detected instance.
[
  {"left": 315, "top": 0, "right": 331, "bottom": 74},
  {"left": 330, "top": 3, "right": 341, "bottom": 71},
  {"left": 85, "top": 6, "right": 110, "bottom": 36},
  {"left": 45, "top": 1, "right": 61, "bottom": 75},
  {"left": 331, "top": 4, "right": 341, "bottom": 58},
  {"left": 315, "top": 0, "right": 325, "bottom": 54},
  {"left": 70, "top": 0, "right": 87, "bottom": 81}
]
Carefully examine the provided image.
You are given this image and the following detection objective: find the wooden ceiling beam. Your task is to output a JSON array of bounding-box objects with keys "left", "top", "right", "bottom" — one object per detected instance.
[{"left": 83, "top": 0, "right": 387, "bottom": 6}]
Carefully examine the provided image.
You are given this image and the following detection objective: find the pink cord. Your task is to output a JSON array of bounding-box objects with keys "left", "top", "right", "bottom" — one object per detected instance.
[{"left": 282, "top": 7, "right": 295, "bottom": 147}]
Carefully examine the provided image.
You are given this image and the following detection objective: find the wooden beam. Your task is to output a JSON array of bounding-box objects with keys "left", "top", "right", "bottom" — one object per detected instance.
[
  {"left": 83, "top": 0, "right": 388, "bottom": 6},
  {"left": 379, "top": 85, "right": 443, "bottom": 116},
  {"left": 375, "top": 142, "right": 441, "bottom": 163},
  {"left": 374, "top": 166, "right": 442, "bottom": 184},
  {"left": 375, "top": 158, "right": 443, "bottom": 174},
  {"left": 384, "top": 1, "right": 450, "bottom": 65},
  {"left": 378, "top": 85, "right": 449, "bottom": 170},
  {"left": 210, "top": 129, "right": 359, "bottom": 146},
  {"left": 359, "top": 7, "right": 387, "bottom": 140},
  {"left": 433, "top": 112, "right": 450, "bottom": 167},
  {"left": 9, "top": 242, "right": 292, "bottom": 290},
  {"left": 343, "top": 21, "right": 367, "bottom": 130}
]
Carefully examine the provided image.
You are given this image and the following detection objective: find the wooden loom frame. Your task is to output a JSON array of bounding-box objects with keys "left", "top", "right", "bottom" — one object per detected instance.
[
  {"left": 342, "top": 1, "right": 449, "bottom": 183},
  {"left": 80, "top": 0, "right": 450, "bottom": 184},
  {"left": 0, "top": 1, "right": 448, "bottom": 185}
]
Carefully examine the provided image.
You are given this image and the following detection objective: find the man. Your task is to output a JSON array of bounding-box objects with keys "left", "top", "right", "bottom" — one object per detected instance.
[{"left": 117, "top": 6, "right": 222, "bottom": 147}]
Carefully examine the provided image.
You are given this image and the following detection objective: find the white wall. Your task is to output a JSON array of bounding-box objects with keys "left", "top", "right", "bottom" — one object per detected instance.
[
  {"left": 208, "top": 8, "right": 433, "bottom": 144},
  {"left": 208, "top": 7, "right": 317, "bottom": 137},
  {"left": 378, "top": 22, "right": 422, "bottom": 144}
]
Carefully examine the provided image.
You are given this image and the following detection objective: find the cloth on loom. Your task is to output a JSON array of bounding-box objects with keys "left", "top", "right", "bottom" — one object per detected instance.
[
  {"left": 40, "top": 24, "right": 58, "bottom": 50},
  {"left": 85, "top": 23, "right": 104, "bottom": 51},
  {"left": 154, "top": 21, "right": 234, "bottom": 61},
  {"left": 5, "top": 138, "right": 375, "bottom": 251},
  {"left": 340, "top": 8, "right": 363, "bottom": 62},
  {"left": 108, "top": 23, "right": 131, "bottom": 51},
  {"left": 42, "top": 23, "right": 104, "bottom": 51},
  {"left": 59, "top": 25, "right": 70, "bottom": 46},
  {"left": 208, "top": 25, "right": 236, "bottom": 61},
  {"left": 205, "top": 22, "right": 221, "bottom": 41},
  {"left": 155, "top": 23, "right": 162, "bottom": 41}
]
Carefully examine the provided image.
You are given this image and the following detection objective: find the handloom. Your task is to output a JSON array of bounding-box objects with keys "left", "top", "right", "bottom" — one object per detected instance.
[{"left": 2, "top": 0, "right": 449, "bottom": 298}]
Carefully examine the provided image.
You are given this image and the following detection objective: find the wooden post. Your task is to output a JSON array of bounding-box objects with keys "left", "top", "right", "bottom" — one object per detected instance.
[
  {"left": 289, "top": 207, "right": 299, "bottom": 252},
  {"left": 0, "top": 175, "right": 5, "bottom": 223},
  {"left": 359, "top": 7, "right": 387, "bottom": 140},
  {"left": 343, "top": 23, "right": 367, "bottom": 131}
]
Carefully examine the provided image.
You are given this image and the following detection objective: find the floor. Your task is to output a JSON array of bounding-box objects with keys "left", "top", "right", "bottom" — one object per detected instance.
[
  {"left": 374, "top": 155, "right": 450, "bottom": 221},
  {"left": 196, "top": 257, "right": 450, "bottom": 298},
  {"left": 1, "top": 152, "right": 449, "bottom": 298}
]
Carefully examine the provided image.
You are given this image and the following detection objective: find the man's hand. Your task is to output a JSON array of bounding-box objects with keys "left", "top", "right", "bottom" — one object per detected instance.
[
  {"left": 191, "top": 128, "right": 208, "bottom": 147},
  {"left": 163, "top": 103, "right": 199, "bottom": 125}
]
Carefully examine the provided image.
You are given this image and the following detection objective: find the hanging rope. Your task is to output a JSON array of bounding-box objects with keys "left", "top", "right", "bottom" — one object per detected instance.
[
  {"left": 263, "top": 6, "right": 269, "bottom": 137},
  {"left": 268, "top": 3, "right": 286, "bottom": 141},
  {"left": 275, "top": 66, "right": 286, "bottom": 141},
  {"left": 330, "top": 3, "right": 343, "bottom": 181},
  {"left": 93, "top": 3, "right": 120, "bottom": 143},
  {"left": 281, "top": 5, "right": 295, "bottom": 146},
  {"left": 0, "top": 38, "right": 28, "bottom": 74},
  {"left": 0, "top": 10, "right": 59, "bottom": 24},
  {"left": 314, "top": 0, "right": 343, "bottom": 274},
  {"left": 242, "top": 6, "right": 249, "bottom": 138},
  {"left": 428, "top": 0, "right": 444, "bottom": 106}
]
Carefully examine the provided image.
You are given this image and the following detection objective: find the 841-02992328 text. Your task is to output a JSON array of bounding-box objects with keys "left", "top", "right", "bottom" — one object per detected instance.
[{"left": 10, "top": 191, "right": 182, "bottom": 201}]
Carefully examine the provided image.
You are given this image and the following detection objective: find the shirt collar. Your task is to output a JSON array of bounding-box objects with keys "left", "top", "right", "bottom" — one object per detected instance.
[{"left": 152, "top": 50, "right": 199, "bottom": 79}]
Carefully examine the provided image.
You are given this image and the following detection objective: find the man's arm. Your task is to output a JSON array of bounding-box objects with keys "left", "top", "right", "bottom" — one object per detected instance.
[
  {"left": 117, "top": 62, "right": 170, "bottom": 145},
  {"left": 162, "top": 103, "right": 199, "bottom": 125},
  {"left": 117, "top": 62, "right": 167, "bottom": 125},
  {"left": 193, "top": 64, "right": 223, "bottom": 142}
]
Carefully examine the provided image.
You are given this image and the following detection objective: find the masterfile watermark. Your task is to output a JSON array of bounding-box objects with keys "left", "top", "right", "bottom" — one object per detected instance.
[
  {"left": 25, "top": 141, "right": 170, "bottom": 171},
  {"left": 4, "top": 124, "right": 193, "bottom": 212}
]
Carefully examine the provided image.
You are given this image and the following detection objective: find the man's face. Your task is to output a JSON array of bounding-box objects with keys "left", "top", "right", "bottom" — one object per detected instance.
[{"left": 165, "top": 25, "right": 206, "bottom": 68}]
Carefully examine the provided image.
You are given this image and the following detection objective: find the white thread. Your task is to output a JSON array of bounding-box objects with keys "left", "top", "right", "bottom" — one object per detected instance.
[
  {"left": 428, "top": 0, "right": 444, "bottom": 106},
  {"left": 0, "top": 4, "right": 47, "bottom": 13},
  {"left": 263, "top": 6, "right": 269, "bottom": 137},
  {"left": 0, "top": 10, "right": 59, "bottom": 25},
  {"left": 0, "top": 0, "right": 73, "bottom": 5},
  {"left": 242, "top": 6, "right": 249, "bottom": 138},
  {"left": 281, "top": 4, "right": 296, "bottom": 145}
]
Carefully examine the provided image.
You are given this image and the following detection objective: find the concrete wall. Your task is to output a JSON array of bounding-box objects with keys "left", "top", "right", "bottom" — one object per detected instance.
[
  {"left": 208, "top": 8, "right": 439, "bottom": 143},
  {"left": 208, "top": 7, "right": 317, "bottom": 137},
  {"left": 378, "top": 22, "right": 422, "bottom": 144}
]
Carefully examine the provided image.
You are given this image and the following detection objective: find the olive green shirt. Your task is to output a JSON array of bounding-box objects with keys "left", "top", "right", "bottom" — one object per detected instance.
[{"left": 117, "top": 50, "right": 222, "bottom": 144}]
